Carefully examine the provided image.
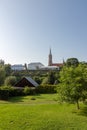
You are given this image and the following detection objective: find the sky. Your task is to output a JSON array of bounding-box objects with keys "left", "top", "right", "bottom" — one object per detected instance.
[{"left": 0, "top": 0, "right": 87, "bottom": 66}]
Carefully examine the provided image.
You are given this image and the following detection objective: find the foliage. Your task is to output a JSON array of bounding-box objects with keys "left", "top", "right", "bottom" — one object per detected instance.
[
  {"left": 5, "top": 76, "right": 17, "bottom": 86},
  {"left": 23, "top": 86, "right": 30, "bottom": 95},
  {"left": 66, "top": 58, "right": 79, "bottom": 67},
  {"left": 42, "top": 71, "right": 56, "bottom": 85},
  {"left": 0, "top": 67, "right": 6, "bottom": 86},
  {"left": 11, "top": 70, "right": 59, "bottom": 85},
  {"left": 0, "top": 87, "right": 9, "bottom": 100},
  {"left": 36, "top": 85, "right": 57, "bottom": 94},
  {"left": 11, "top": 71, "right": 22, "bottom": 81},
  {"left": 47, "top": 71, "right": 56, "bottom": 84},
  {"left": 0, "top": 86, "right": 25, "bottom": 100},
  {"left": 0, "top": 85, "right": 37, "bottom": 100},
  {"left": 33, "top": 76, "right": 42, "bottom": 84},
  {"left": 41, "top": 77, "right": 48, "bottom": 84},
  {"left": 0, "top": 59, "right": 4, "bottom": 65},
  {"left": 0, "top": 84, "right": 57, "bottom": 99},
  {"left": 58, "top": 65, "right": 87, "bottom": 109},
  {"left": 4, "top": 64, "right": 11, "bottom": 77}
]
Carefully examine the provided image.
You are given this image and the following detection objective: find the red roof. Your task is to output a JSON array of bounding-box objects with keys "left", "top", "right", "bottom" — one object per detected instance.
[{"left": 51, "top": 63, "right": 63, "bottom": 67}]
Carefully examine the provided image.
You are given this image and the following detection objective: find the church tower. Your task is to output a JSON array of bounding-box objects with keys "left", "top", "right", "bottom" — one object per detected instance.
[{"left": 48, "top": 48, "right": 52, "bottom": 66}]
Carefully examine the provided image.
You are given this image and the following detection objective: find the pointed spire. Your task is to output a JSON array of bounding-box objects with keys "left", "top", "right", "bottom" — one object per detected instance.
[
  {"left": 50, "top": 48, "right": 52, "bottom": 55},
  {"left": 48, "top": 47, "right": 52, "bottom": 66}
]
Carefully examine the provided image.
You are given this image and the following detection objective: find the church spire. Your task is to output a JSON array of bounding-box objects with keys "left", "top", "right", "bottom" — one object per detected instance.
[
  {"left": 50, "top": 48, "right": 52, "bottom": 55},
  {"left": 48, "top": 48, "right": 52, "bottom": 66}
]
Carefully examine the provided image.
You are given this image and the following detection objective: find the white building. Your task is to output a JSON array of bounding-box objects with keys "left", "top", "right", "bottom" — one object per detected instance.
[
  {"left": 28, "top": 62, "right": 44, "bottom": 70},
  {"left": 40, "top": 66, "right": 59, "bottom": 70},
  {"left": 11, "top": 64, "right": 25, "bottom": 71}
]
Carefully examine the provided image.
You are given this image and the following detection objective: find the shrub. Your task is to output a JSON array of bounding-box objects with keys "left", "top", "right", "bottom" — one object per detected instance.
[
  {"left": 31, "top": 97, "right": 36, "bottom": 100},
  {"left": 36, "top": 84, "right": 57, "bottom": 94},
  {"left": 0, "top": 86, "right": 9, "bottom": 100},
  {"left": 23, "top": 86, "right": 30, "bottom": 95},
  {"left": 0, "top": 67, "right": 6, "bottom": 86},
  {"left": 0, "top": 86, "right": 24, "bottom": 100},
  {"left": 9, "top": 87, "right": 24, "bottom": 97},
  {"left": 5, "top": 76, "right": 17, "bottom": 86}
]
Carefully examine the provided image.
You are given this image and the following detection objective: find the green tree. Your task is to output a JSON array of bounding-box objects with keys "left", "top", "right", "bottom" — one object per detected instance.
[
  {"left": 66, "top": 58, "right": 79, "bottom": 67},
  {"left": 23, "top": 86, "right": 30, "bottom": 95},
  {"left": 4, "top": 64, "right": 11, "bottom": 77},
  {"left": 0, "top": 67, "right": 6, "bottom": 86},
  {"left": 41, "top": 77, "right": 49, "bottom": 84},
  {"left": 5, "top": 76, "right": 17, "bottom": 86},
  {"left": 33, "top": 76, "right": 42, "bottom": 84},
  {"left": 58, "top": 65, "right": 87, "bottom": 109},
  {"left": 0, "top": 59, "right": 4, "bottom": 66},
  {"left": 47, "top": 71, "right": 56, "bottom": 84},
  {"left": 42, "top": 71, "right": 56, "bottom": 85}
]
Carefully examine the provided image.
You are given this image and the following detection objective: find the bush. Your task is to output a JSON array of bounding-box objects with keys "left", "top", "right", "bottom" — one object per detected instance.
[
  {"left": 0, "top": 85, "right": 57, "bottom": 100},
  {"left": 31, "top": 97, "right": 36, "bottom": 100},
  {"left": 0, "top": 86, "right": 24, "bottom": 100},
  {"left": 0, "top": 86, "right": 9, "bottom": 100},
  {"left": 5, "top": 76, "right": 17, "bottom": 86},
  {"left": 9, "top": 87, "right": 24, "bottom": 97},
  {"left": 23, "top": 86, "right": 30, "bottom": 95},
  {"left": 0, "top": 67, "right": 6, "bottom": 86},
  {"left": 0, "top": 89, "right": 9, "bottom": 100},
  {"left": 36, "top": 84, "right": 57, "bottom": 94}
]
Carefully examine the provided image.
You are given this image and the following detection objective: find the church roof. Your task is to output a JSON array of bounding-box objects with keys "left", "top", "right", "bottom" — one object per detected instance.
[{"left": 51, "top": 63, "right": 63, "bottom": 67}]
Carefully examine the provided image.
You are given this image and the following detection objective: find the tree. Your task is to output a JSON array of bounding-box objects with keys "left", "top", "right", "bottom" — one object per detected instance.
[
  {"left": 66, "top": 58, "right": 79, "bottom": 67},
  {"left": 4, "top": 64, "right": 11, "bottom": 77},
  {"left": 5, "top": 76, "right": 17, "bottom": 86},
  {"left": 42, "top": 71, "right": 56, "bottom": 85},
  {"left": 0, "top": 67, "right": 6, "bottom": 86},
  {"left": 41, "top": 77, "right": 49, "bottom": 84},
  {"left": 47, "top": 71, "right": 56, "bottom": 84},
  {"left": 0, "top": 59, "right": 4, "bottom": 66},
  {"left": 23, "top": 86, "right": 30, "bottom": 95},
  {"left": 58, "top": 65, "right": 87, "bottom": 109},
  {"left": 33, "top": 76, "right": 42, "bottom": 84}
]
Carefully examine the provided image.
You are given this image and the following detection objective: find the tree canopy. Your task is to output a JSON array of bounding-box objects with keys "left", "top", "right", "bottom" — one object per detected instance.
[
  {"left": 5, "top": 76, "right": 17, "bottom": 86},
  {"left": 42, "top": 71, "right": 56, "bottom": 85},
  {"left": 0, "top": 67, "right": 6, "bottom": 86},
  {"left": 58, "top": 64, "right": 87, "bottom": 109},
  {"left": 66, "top": 58, "right": 79, "bottom": 67}
]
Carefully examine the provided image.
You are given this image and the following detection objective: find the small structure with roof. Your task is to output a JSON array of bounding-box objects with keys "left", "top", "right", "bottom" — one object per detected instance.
[{"left": 15, "top": 77, "right": 39, "bottom": 88}]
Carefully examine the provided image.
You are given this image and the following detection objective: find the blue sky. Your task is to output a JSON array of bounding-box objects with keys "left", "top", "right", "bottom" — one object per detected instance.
[{"left": 0, "top": 0, "right": 87, "bottom": 65}]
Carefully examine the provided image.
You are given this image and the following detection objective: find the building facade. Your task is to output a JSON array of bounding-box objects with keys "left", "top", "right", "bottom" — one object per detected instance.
[
  {"left": 28, "top": 62, "right": 44, "bottom": 70},
  {"left": 11, "top": 64, "right": 25, "bottom": 71}
]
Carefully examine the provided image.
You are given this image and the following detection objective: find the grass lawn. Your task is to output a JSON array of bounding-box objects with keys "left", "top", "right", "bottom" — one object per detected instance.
[{"left": 0, "top": 94, "right": 87, "bottom": 130}]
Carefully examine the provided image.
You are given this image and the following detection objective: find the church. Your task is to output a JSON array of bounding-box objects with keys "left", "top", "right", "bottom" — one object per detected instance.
[
  {"left": 48, "top": 48, "right": 63, "bottom": 68},
  {"left": 11, "top": 48, "right": 63, "bottom": 71}
]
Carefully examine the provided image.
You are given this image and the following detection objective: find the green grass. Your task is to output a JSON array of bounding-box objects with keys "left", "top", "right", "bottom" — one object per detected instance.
[
  {"left": 8, "top": 93, "right": 59, "bottom": 104},
  {"left": 0, "top": 94, "right": 87, "bottom": 130}
]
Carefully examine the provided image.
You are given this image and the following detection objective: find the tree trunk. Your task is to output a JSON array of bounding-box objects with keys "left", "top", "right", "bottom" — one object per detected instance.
[{"left": 76, "top": 100, "right": 80, "bottom": 109}]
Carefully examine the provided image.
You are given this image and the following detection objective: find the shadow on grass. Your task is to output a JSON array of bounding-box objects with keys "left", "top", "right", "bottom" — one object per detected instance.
[
  {"left": 77, "top": 105, "right": 87, "bottom": 117},
  {"left": 8, "top": 96, "right": 25, "bottom": 103},
  {"left": 8, "top": 94, "right": 41, "bottom": 103}
]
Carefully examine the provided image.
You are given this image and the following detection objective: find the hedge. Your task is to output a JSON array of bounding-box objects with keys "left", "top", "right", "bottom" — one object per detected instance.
[
  {"left": 0, "top": 86, "right": 24, "bottom": 100},
  {"left": 36, "top": 84, "right": 57, "bottom": 94},
  {"left": 0, "top": 85, "right": 58, "bottom": 100}
]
